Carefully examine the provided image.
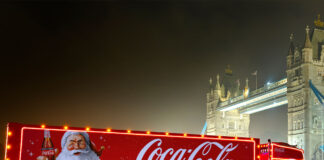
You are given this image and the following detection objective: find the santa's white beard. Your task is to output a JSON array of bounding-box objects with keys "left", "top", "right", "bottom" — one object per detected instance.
[{"left": 56, "top": 146, "right": 100, "bottom": 160}]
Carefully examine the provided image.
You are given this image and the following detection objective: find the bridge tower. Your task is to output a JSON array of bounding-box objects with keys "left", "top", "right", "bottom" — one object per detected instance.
[
  {"left": 206, "top": 66, "right": 250, "bottom": 137},
  {"left": 286, "top": 16, "right": 324, "bottom": 160}
]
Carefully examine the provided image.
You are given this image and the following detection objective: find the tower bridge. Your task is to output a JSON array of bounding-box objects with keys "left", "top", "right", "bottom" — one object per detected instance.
[{"left": 206, "top": 15, "right": 324, "bottom": 160}]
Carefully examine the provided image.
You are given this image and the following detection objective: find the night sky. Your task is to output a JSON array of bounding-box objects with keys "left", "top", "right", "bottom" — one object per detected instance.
[{"left": 1, "top": 0, "right": 324, "bottom": 149}]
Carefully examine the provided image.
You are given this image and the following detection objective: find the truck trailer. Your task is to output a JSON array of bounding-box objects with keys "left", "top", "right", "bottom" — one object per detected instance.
[{"left": 4, "top": 123, "right": 303, "bottom": 160}]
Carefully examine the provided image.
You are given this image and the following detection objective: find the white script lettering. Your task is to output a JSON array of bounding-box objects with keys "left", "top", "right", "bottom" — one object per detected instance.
[{"left": 136, "top": 139, "right": 238, "bottom": 160}]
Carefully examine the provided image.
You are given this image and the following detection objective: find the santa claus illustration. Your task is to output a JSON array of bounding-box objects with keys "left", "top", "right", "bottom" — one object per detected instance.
[{"left": 37, "top": 131, "right": 104, "bottom": 160}]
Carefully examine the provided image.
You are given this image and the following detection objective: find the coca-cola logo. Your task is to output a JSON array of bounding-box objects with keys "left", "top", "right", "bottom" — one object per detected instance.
[
  {"left": 42, "top": 150, "right": 55, "bottom": 156},
  {"left": 137, "top": 139, "right": 238, "bottom": 160}
]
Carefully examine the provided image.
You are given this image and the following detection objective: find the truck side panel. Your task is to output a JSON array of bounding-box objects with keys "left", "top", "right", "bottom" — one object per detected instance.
[{"left": 5, "top": 123, "right": 260, "bottom": 160}]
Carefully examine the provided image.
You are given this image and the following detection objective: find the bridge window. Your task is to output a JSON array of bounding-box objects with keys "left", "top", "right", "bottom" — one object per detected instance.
[
  {"left": 313, "top": 118, "right": 318, "bottom": 128},
  {"left": 300, "top": 121, "right": 302, "bottom": 129},
  {"left": 318, "top": 69, "right": 323, "bottom": 76},
  {"left": 229, "top": 122, "right": 235, "bottom": 129},
  {"left": 295, "top": 69, "right": 301, "bottom": 76},
  {"left": 313, "top": 117, "right": 323, "bottom": 129},
  {"left": 298, "top": 121, "right": 302, "bottom": 130},
  {"left": 293, "top": 121, "right": 297, "bottom": 130}
]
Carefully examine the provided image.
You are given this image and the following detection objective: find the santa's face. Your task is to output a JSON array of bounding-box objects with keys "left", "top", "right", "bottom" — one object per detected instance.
[
  {"left": 66, "top": 134, "right": 87, "bottom": 155},
  {"left": 56, "top": 134, "right": 100, "bottom": 160}
]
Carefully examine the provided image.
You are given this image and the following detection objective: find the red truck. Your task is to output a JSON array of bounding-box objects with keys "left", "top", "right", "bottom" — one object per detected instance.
[
  {"left": 259, "top": 141, "right": 304, "bottom": 160},
  {"left": 4, "top": 123, "right": 303, "bottom": 160}
]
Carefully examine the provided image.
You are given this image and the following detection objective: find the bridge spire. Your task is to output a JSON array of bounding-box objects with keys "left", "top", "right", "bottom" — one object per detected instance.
[
  {"left": 245, "top": 78, "right": 249, "bottom": 90},
  {"left": 209, "top": 77, "right": 213, "bottom": 90},
  {"left": 304, "top": 25, "right": 312, "bottom": 49},
  {"left": 288, "top": 33, "right": 295, "bottom": 56},
  {"left": 287, "top": 34, "right": 295, "bottom": 69},
  {"left": 216, "top": 74, "right": 221, "bottom": 90},
  {"left": 225, "top": 65, "right": 232, "bottom": 75}
]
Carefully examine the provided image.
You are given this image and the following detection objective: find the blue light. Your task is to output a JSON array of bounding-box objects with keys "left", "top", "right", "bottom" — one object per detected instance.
[
  {"left": 201, "top": 122, "right": 207, "bottom": 135},
  {"left": 320, "top": 145, "right": 324, "bottom": 152}
]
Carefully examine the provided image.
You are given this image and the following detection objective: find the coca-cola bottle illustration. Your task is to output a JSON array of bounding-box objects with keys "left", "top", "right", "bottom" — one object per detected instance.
[{"left": 41, "top": 130, "right": 55, "bottom": 160}]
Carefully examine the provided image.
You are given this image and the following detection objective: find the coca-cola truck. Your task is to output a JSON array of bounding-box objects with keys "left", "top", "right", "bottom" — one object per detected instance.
[{"left": 4, "top": 123, "right": 303, "bottom": 160}]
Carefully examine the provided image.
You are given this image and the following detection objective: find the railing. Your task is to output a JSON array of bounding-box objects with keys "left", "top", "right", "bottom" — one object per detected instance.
[{"left": 220, "top": 78, "right": 287, "bottom": 106}]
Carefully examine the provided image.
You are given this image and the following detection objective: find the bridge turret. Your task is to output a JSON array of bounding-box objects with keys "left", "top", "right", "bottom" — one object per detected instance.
[
  {"left": 245, "top": 78, "right": 249, "bottom": 89},
  {"left": 244, "top": 78, "right": 249, "bottom": 98},
  {"left": 304, "top": 25, "right": 312, "bottom": 49},
  {"left": 216, "top": 74, "right": 221, "bottom": 90},
  {"left": 214, "top": 74, "right": 221, "bottom": 101},
  {"left": 209, "top": 77, "right": 213, "bottom": 91},
  {"left": 294, "top": 46, "right": 301, "bottom": 64},
  {"left": 206, "top": 66, "right": 249, "bottom": 137},
  {"left": 207, "top": 77, "right": 215, "bottom": 103},
  {"left": 302, "top": 25, "right": 313, "bottom": 63},
  {"left": 215, "top": 74, "right": 221, "bottom": 100},
  {"left": 287, "top": 34, "right": 295, "bottom": 69}
]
